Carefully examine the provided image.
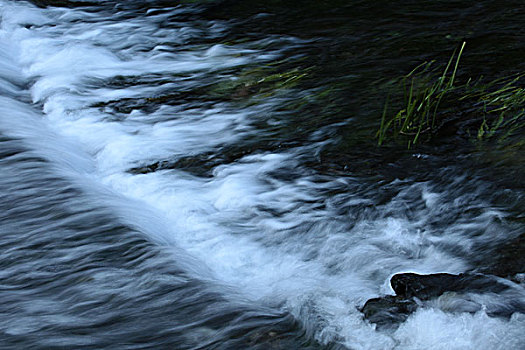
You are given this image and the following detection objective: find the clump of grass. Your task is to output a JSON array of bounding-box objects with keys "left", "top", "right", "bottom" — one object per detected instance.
[
  {"left": 377, "top": 42, "right": 466, "bottom": 147},
  {"left": 377, "top": 42, "right": 525, "bottom": 148},
  {"left": 463, "top": 74, "right": 525, "bottom": 142}
]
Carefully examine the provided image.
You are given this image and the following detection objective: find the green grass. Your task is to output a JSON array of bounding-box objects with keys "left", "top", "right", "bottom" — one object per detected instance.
[
  {"left": 377, "top": 42, "right": 466, "bottom": 147},
  {"left": 464, "top": 74, "right": 525, "bottom": 142},
  {"left": 377, "top": 42, "right": 524, "bottom": 148}
]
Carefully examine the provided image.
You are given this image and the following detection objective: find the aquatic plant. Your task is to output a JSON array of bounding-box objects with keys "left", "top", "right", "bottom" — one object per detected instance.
[
  {"left": 377, "top": 42, "right": 466, "bottom": 147},
  {"left": 465, "top": 74, "right": 525, "bottom": 142},
  {"left": 377, "top": 42, "right": 525, "bottom": 148}
]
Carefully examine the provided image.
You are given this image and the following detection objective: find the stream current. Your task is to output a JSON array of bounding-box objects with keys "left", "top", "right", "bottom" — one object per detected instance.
[{"left": 0, "top": 1, "right": 524, "bottom": 349}]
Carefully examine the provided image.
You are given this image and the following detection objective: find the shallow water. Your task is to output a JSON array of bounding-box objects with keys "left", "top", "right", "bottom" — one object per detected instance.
[{"left": 0, "top": 1, "right": 524, "bottom": 349}]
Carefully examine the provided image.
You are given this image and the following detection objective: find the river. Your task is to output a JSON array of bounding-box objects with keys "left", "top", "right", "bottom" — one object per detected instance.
[{"left": 0, "top": 1, "right": 524, "bottom": 349}]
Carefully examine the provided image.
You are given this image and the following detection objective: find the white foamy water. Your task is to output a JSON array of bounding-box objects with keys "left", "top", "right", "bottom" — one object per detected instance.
[{"left": 1, "top": 1, "right": 523, "bottom": 349}]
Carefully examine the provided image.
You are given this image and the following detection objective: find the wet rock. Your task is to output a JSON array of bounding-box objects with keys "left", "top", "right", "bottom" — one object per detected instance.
[
  {"left": 361, "top": 295, "right": 418, "bottom": 328},
  {"left": 362, "top": 272, "right": 512, "bottom": 327},
  {"left": 391, "top": 272, "right": 508, "bottom": 300}
]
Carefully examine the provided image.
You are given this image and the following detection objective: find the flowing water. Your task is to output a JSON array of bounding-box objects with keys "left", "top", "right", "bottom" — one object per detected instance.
[{"left": 0, "top": 1, "right": 524, "bottom": 349}]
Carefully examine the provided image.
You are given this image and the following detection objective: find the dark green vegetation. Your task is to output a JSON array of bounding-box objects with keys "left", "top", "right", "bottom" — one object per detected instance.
[
  {"left": 377, "top": 42, "right": 466, "bottom": 147},
  {"left": 377, "top": 43, "right": 524, "bottom": 148}
]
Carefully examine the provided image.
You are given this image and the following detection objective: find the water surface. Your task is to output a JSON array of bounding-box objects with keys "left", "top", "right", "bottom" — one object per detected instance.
[{"left": 0, "top": 1, "right": 524, "bottom": 349}]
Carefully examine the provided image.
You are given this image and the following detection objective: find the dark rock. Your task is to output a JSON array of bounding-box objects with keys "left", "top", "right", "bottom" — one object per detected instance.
[
  {"left": 391, "top": 272, "right": 509, "bottom": 300},
  {"left": 362, "top": 272, "right": 512, "bottom": 327},
  {"left": 361, "top": 295, "right": 418, "bottom": 328}
]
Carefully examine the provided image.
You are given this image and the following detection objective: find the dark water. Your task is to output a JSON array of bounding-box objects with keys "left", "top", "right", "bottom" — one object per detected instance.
[{"left": 0, "top": 0, "right": 524, "bottom": 349}]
